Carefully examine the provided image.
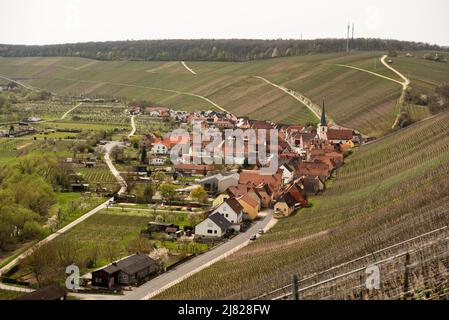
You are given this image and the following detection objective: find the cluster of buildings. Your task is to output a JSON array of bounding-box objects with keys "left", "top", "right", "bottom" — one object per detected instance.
[
  {"left": 126, "top": 102, "right": 360, "bottom": 239},
  {"left": 183, "top": 105, "right": 359, "bottom": 238}
]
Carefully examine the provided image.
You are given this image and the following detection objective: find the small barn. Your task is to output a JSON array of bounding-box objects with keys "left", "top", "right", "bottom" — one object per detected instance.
[{"left": 91, "top": 253, "right": 160, "bottom": 288}]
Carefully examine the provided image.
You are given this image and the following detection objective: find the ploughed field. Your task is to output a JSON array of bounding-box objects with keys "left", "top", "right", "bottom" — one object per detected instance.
[
  {"left": 2, "top": 52, "right": 444, "bottom": 137},
  {"left": 155, "top": 110, "right": 449, "bottom": 299}
]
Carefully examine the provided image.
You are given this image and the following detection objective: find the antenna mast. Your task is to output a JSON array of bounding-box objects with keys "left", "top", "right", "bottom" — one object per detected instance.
[{"left": 346, "top": 23, "right": 350, "bottom": 52}]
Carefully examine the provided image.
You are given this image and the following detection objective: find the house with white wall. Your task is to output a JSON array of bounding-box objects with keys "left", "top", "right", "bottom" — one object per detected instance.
[
  {"left": 211, "top": 198, "right": 243, "bottom": 231},
  {"left": 151, "top": 143, "right": 168, "bottom": 155},
  {"left": 195, "top": 212, "right": 231, "bottom": 238}
]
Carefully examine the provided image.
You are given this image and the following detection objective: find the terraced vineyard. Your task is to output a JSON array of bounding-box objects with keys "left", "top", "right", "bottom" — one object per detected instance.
[
  {"left": 1, "top": 52, "right": 438, "bottom": 137},
  {"left": 156, "top": 110, "right": 449, "bottom": 300}
]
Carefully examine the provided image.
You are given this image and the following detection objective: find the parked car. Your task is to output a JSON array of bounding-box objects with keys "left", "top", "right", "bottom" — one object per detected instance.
[
  {"left": 250, "top": 234, "right": 257, "bottom": 241},
  {"left": 258, "top": 229, "right": 265, "bottom": 235}
]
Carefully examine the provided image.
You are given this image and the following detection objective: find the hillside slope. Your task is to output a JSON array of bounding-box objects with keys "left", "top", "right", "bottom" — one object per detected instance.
[
  {"left": 156, "top": 111, "right": 449, "bottom": 299},
  {"left": 0, "top": 53, "right": 405, "bottom": 135}
]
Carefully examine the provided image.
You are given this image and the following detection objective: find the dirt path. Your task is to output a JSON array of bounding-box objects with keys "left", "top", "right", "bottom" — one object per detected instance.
[
  {"left": 49, "top": 77, "right": 229, "bottom": 113},
  {"left": 0, "top": 134, "right": 131, "bottom": 278},
  {"left": 128, "top": 115, "right": 136, "bottom": 138},
  {"left": 254, "top": 76, "right": 331, "bottom": 124},
  {"left": 380, "top": 55, "right": 410, "bottom": 89},
  {"left": 60, "top": 102, "right": 82, "bottom": 120},
  {"left": 0, "top": 74, "right": 39, "bottom": 92},
  {"left": 333, "top": 63, "right": 404, "bottom": 86},
  {"left": 181, "top": 61, "right": 197, "bottom": 75}
]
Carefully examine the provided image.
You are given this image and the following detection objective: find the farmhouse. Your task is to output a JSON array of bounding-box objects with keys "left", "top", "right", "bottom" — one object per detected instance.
[
  {"left": 279, "top": 163, "right": 295, "bottom": 185},
  {"left": 91, "top": 253, "right": 159, "bottom": 288},
  {"left": 195, "top": 212, "right": 231, "bottom": 238},
  {"left": 239, "top": 170, "right": 282, "bottom": 197},
  {"left": 227, "top": 184, "right": 261, "bottom": 208},
  {"left": 255, "top": 183, "right": 275, "bottom": 208},
  {"left": 301, "top": 175, "right": 325, "bottom": 195},
  {"left": 150, "top": 157, "right": 166, "bottom": 166},
  {"left": 274, "top": 193, "right": 297, "bottom": 217},
  {"left": 297, "top": 162, "right": 330, "bottom": 180},
  {"left": 151, "top": 142, "right": 168, "bottom": 155},
  {"left": 211, "top": 197, "right": 244, "bottom": 231},
  {"left": 235, "top": 193, "right": 260, "bottom": 220}
]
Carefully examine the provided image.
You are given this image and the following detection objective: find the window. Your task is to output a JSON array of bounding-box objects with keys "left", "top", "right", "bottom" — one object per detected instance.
[
  {"left": 225, "top": 214, "right": 229, "bottom": 218},
  {"left": 214, "top": 230, "right": 217, "bottom": 234},
  {"left": 207, "top": 229, "right": 213, "bottom": 234}
]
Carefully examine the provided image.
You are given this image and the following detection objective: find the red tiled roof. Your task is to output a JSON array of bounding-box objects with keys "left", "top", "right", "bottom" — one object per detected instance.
[
  {"left": 236, "top": 193, "right": 258, "bottom": 208},
  {"left": 327, "top": 129, "right": 354, "bottom": 141}
]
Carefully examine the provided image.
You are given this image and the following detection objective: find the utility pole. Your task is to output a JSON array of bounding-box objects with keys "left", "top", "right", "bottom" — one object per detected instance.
[
  {"left": 346, "top": 23, "right": 350, "bottom": 52},
  {"left": 352, "top": 23, "right": 354, "bottom": 49}
]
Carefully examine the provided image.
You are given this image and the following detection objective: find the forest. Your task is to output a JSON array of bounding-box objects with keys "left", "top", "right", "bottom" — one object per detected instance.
[{"left": 0, "top": 38, "right": 446, "bottom": 62}]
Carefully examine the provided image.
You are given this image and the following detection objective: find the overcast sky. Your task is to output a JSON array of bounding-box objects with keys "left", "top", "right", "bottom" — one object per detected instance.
[{"left": 1, "top": 0, "right": 448, "bottom": 46}]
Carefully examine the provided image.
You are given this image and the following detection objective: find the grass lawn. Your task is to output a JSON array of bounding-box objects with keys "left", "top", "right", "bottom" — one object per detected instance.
[
  {"left": 51, "top": 192, "right": 107, "bottom": 227},
  {"left": 34, "top": 208, "right": 211, "bottom": 272}
]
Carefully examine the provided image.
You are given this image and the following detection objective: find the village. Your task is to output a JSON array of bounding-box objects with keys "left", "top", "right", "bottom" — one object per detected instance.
[
  {"left": 0, "top": 90, "right": 362, "bottom": 294},
  {"left": 74, "top": 101, "right": 362, "bottom": 291}
]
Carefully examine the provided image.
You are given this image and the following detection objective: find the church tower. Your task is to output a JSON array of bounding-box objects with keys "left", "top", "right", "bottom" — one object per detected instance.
[{"left": 317, "top": 101, "right": 328, "bottom": 141}]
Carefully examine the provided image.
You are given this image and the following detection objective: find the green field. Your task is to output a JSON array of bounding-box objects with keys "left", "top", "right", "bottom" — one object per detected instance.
[
  {"left": 156, "top": 110, "right": 449, "bottom": 299},
  {"left": 52, "top": 208, "right": 207, "bottom": 269},
  {"left": 0, "top": 289, "right": 26, "bottom": 300},
  {"left": 1, "top": 52, "right": 439, "bottom": 136}
]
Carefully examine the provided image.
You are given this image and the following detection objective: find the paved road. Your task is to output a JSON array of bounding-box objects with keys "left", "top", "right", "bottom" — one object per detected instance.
[
  {"left": 120, "top": 210, "right": 276, "bottom": 300},
  {"left": 72, "top": 210, "right": 276, "bottom": 300}
]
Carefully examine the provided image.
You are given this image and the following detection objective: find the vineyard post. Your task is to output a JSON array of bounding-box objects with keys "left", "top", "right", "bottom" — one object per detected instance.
[
  {"left": 292, "top": 274, "right": 299, "bottom": 300},
  {"left": 403, "top": 252, "right": 411, "bottom": 298},
  {"left": 359, "top": 274, "right": 364, "bottom": 300}
]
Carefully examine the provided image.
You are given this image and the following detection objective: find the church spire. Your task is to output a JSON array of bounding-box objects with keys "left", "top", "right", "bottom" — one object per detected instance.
[{"left": 320, "top": 100, "right": 327, "bottom": 126}]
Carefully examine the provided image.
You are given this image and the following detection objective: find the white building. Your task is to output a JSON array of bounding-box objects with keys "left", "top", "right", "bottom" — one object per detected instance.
[
  {"left": 195, "top": 212, "right": 231, "bottom": 238},
  {"left": 198, "top": 173, "right": 240, "bottom": 194},
  {"left": 150, "top": 158, "right": 165, "bottom": 166},
  {"left": 151, "top": 143, "right": 168, "bottom": 155},
  {"left": 211, "top": 198, "right": 243, "bottom": 231},
  {"left": 279, "top": 164, "right": 295, "bottom": 185},
  {"left": 317, "top": 102, "right": 328, "bottom": 141}
]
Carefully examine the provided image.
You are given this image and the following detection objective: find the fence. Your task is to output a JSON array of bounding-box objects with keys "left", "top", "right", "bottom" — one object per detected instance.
[{"left": 251, "top": 225, "right": 449, "bottom": 300}]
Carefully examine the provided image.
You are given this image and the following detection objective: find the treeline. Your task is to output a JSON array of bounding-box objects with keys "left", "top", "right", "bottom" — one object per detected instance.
[{"left": 0, "top": 38, "right": 446, "bottom": 62}]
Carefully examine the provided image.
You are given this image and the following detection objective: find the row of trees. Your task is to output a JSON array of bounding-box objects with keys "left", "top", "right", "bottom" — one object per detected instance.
[
  {"left": 0, "top": 39, "right": 445, "bottom": 62},
  {"left": 0, "top": 154, "right": 86, "bottom": 251}
]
